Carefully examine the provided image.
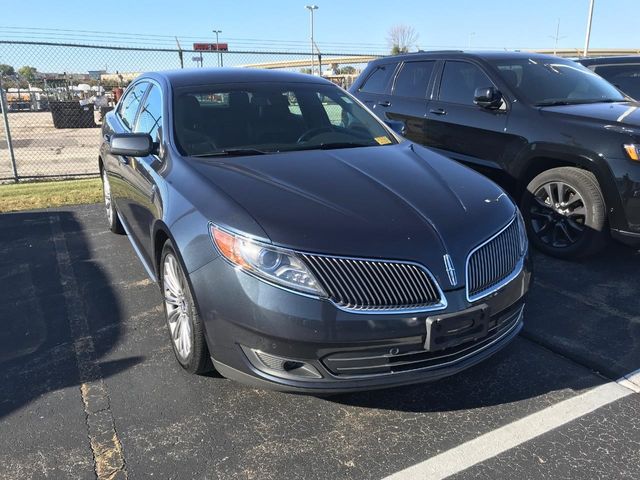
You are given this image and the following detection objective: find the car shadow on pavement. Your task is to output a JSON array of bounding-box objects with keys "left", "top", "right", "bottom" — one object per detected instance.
[
  {"left": 329, "top": 241, "right": 639, "bottom": 413},
  {"left": 0, "top": 209, "right": 142, "bottom": 420}
]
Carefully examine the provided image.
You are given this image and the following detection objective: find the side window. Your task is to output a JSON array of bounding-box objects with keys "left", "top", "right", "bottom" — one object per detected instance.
[
  {"left": 439, "top": 61, "right": 494, "bottom": 105},
  {"left": 359, "top": 65, "right": 395, "bottom": 94},
  {"left": 392, "top": 61, "right": 435, "bottom": 98},
  {"left": 135, "top": 84, "right": 163, "bottom": 142},
  {"left": 594, "top": 64, "right": 640, "bottom": 99},
  {"left": 117, "top": 82, "right": 149, "bottom": 130}
]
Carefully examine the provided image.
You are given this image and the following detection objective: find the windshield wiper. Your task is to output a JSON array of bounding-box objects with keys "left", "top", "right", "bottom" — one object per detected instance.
[
  {"left": 535, "top": 100, "right": 581, "bottom": 107},
  {"left": 191, "top": 148, "right": 267, "bottom": 157},
  {"left": 536, "top": 98, "right": 625, "bottom": 107},
  {"left": 291, "top": 141, "right": 379, "bottom": 151}
]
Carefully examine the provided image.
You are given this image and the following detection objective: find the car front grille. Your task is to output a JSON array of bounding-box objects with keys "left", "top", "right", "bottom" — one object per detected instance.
[
  {"left": 322, "top": 302, "right": 524, "bottom": 377},
  {"left": 301, "top": 254, "right": 443, "bottom": 312},
  {"left": 467, "top": 217, "right": 522, "bottom": 301}
]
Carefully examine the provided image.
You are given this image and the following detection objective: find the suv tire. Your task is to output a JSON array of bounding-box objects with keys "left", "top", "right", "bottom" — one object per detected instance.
[{"left": 521, "top": 167, "right": 607, "bottom": 259}]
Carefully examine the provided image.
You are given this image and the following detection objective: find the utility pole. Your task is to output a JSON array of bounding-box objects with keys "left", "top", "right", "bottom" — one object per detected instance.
[
  {"left": 175, "top": 37, "right": 184, "bottom": 69},
  {"left": 583, "top": 0, "right": 595, "bottom": 57},
  {"left": 305, "top": 5, "right": 318, "bottom": 75},
  {"left": 0, "top": 75, "right": 18, "bottom": 182},
  {"left": 213, "top": 29, "right": 223, "bottom": 67},
  {"left": 549, "top": 19, "right": 566, "bottom": 55},
  {"left": 467, "top": 32, "right": 476, "bottom": 49}
]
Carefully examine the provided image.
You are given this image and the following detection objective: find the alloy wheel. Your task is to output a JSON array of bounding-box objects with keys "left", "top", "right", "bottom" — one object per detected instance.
[
  {"left": 163, "top": 253, "right": 193, "bottom": 360},
  {"left": 530, "top": 181, "right": 586, "bottom": 248}
]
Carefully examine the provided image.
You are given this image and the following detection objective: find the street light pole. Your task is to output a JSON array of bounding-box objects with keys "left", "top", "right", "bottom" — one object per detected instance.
[
  {"left": 583, "top": 0, "right": 595, "bottom": 57},
  {"left": 213, "top": 29, "right": 223, "bottom": 67},
  {"left": 305, "top": 5, "right": 318, "bottom": 75}
]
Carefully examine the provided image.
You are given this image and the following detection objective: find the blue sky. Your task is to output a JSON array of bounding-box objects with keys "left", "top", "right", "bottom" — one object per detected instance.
[{"left": 0, "top": 0, "right": 638, "bottom": 74}]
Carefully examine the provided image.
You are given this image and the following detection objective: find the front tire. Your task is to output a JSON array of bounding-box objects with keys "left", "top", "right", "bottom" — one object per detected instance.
[
  {"left": 521, "top": 166, "right": 607, "bottom": 259},
  {"left": 160, "top": 240, "right": 211, "bottom": 374}
]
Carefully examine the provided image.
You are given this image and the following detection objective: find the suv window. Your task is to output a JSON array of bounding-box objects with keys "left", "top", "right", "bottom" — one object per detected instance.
[
  {"left": 488, "top": 57, "right": 624, "bottom": 106},
  {"left": 393, "top": 61, "right": 435, "bottom": 98},
  {"left": 439, "top": 61, "right": 493, "bottom": 105},
  {"left": 135, "top": 84, "right": 163, "bottom": 142},
  {"left": 593, "top": 64, "right": 640, "bottom": 100},
  {"left": 359, "top": 65, "right": 395, "bottom": 94},
  {"left": 117, "top": 82, "right": 149, "bottom": 130}
]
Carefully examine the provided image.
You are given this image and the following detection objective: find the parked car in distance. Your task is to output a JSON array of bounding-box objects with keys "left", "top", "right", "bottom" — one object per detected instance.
[
  {"left": 351, "top": 51, "right": 640, "bottom": 258},
  {"left": 99, "top": 68, "right": 531, "bottom": 393},
  {"left": 577, "top": 56, "right": 640, "bottom": 100}
]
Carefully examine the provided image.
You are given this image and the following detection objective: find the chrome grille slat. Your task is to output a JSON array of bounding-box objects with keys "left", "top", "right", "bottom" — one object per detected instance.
[
  {"left": 302, "top": 254, "right": 442, "bottom": 311},
  {"left": 467, "top": 217, "right": 522, "bottom": 301}
]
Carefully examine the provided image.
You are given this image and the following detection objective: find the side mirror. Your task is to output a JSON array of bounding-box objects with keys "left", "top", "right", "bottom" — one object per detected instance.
[
  {"left": 385, "top": 120, "right": 407, "bottom": 137},
  {"left": 474, "top": 87, "right": 503, "bottom": 110},
  {"left": 109, "top": 133, "right": 155, "bottom": 157}
]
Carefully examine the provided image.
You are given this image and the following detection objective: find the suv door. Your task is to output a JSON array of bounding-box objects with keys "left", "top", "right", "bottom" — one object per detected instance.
[
  {"left": 384, "top": 60, "right": 436, "bottom": 144},
  {"left": 425, "top": 60, "right": 510, "bottom": 171},
  {"left": 354, "top": 62, "right": 398, "bottom": 115}
]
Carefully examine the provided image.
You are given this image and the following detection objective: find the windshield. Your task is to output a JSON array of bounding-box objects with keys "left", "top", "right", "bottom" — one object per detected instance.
[
  {"left": 487, "top": 57, "right": 626, "bottom": 106},
  {"left": 173, "top": 82, "right": 396, "bottom": 156}
]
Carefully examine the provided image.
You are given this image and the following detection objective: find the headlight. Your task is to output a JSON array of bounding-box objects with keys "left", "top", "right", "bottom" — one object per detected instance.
[
  {"left": 210, "top": 225, "right": 325, "bottom": 296},
  {"left": 623, "top": 144, "right": 640, "bottom": 161},
  {"left": 516, "top": 210, "right": 528, "bottom": 256}
]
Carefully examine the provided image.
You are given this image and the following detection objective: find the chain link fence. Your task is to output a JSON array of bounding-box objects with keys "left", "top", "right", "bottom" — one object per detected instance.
[{"left": 0, "top": 40, "right": 379, "bottom": 182}]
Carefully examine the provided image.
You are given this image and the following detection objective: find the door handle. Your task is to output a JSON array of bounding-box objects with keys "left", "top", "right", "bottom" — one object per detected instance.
[
  {"left": 377, "top": 100, "right": 391, "bottom": 107},
  {"left": 429, "top": 108, "right": 447, "bottom": 115},
  {"left": 117, "top": 156, "right": 129, "bottom": 165}
]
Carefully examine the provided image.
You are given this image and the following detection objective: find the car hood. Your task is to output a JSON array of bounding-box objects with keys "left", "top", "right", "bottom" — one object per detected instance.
[
  {"left": 540, "top": 100, "right": 640, "bottom": 127},
  {"left": 190, "top": 142, "right": 515, "bottom": 288}
]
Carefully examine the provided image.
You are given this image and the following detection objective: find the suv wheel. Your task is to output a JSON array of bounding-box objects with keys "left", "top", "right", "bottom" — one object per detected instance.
[
  {"left": 102, "top": 168, "right": 124, "bottom": 234},
  {"left": 160, "top": 240, "right": 211, "bottom": 374},
  {"left": 521, "top": 167, "right": 607, "bottom": 259}
]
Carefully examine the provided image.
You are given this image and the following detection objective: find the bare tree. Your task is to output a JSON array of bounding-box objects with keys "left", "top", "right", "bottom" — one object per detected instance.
[{"left": 387, "top": 25, "right": 419, "bottom": 54}]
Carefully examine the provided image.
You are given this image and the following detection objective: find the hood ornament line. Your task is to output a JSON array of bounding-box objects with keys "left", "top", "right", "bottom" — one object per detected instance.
[{"left": 443, "top": 254, "right": 457, "bottom": 287}]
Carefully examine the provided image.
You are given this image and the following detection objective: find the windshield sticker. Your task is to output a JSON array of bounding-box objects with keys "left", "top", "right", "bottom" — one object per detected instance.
[{"left": 375, "top": 136, "right": 392, "bottom": 145}]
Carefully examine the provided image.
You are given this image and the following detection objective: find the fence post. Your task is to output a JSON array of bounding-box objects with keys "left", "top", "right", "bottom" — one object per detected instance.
[{"left": 0, "top": 74, "right": 18, "bottom": 182}]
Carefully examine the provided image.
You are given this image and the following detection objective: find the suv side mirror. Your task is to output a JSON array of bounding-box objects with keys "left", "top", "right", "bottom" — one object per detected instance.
[
  {"left": 474, "top": 87, "right": 503, "bottom": 110},
  {"left": 385, "top": 120, "right": 407, "bottom": 137},
  {"left": 109, "top": 133, "right": 155, "bottom": 157}
]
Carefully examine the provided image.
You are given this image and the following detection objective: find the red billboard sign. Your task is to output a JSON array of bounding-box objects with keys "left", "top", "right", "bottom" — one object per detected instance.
[{"left": 193, "top": 43, "right": 229, "bottom": 52}]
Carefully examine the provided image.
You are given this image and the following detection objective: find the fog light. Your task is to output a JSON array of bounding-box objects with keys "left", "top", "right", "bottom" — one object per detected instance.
[{"left": 242, "top": 347, "right": 322, "bottom": 380}]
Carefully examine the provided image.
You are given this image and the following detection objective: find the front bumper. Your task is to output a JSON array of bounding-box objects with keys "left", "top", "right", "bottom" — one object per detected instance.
[{"left": 190, "top": 254, "right": 532, "bottom": 393}]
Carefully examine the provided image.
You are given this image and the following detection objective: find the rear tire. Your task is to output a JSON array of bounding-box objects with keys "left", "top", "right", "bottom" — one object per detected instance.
[
  {"left": 521, "top": 166, "right": 607, "bottom": 259},
  {"left": 160, "top": 240, "right": 212, "bottom": 374},
  {"left": 101, "top": 168, "right": 124, "bottom": 234}
]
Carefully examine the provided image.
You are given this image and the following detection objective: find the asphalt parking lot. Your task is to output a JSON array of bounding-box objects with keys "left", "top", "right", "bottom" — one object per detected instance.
[{"left": 1, "top": 204, "right": 640, "bottom": 480}]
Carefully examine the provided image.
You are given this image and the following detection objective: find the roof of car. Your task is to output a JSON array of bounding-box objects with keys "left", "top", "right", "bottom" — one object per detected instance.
[
  {"left": 577, "top": 56, "right": 640, "bottom": 66},
  {"left": 145, "top": 68, "right": 332, "bottom": 88},
  {"left": 369, "top": 50, "right": 568, "bottom": 64}
]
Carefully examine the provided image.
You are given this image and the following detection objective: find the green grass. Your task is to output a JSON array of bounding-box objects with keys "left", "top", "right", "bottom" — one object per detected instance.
[{"left": 0, "top": 178, "right": 102, "bottom": 213}]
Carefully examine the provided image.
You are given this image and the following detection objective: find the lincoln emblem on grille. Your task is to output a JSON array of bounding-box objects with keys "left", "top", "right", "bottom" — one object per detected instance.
[{"left": 443, "top": 254, "right": 457, "bottom": 286}]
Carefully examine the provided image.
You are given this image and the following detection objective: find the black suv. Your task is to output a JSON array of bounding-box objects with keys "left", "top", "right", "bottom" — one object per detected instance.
[
  {"left": 577, "top": 56, "right": 640, "bottom": 100},
  {"left": 350, "top": 51, "right": 640, "bottom": 258}
]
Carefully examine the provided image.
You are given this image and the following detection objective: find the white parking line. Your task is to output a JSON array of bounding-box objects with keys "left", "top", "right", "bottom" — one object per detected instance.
[{"left": 384, "top": 371, "right": 640, "bottom": 480}]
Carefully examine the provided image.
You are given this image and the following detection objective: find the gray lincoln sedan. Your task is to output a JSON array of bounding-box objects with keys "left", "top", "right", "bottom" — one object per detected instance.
[{"left": 99, "top": 68, "right": 531, "bottom": 393}]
